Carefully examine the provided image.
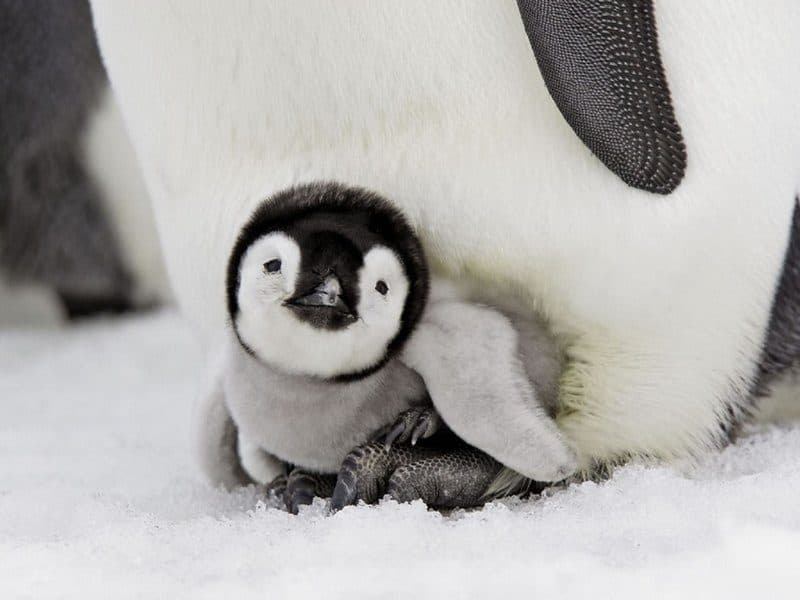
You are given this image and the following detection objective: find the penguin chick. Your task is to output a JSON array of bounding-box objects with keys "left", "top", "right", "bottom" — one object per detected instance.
[
  {"left": 199, "top": 182, "right": 576, "bottom": 512},
  {"left": 208, "top": 182, "right": 446, "bottom": 512}
]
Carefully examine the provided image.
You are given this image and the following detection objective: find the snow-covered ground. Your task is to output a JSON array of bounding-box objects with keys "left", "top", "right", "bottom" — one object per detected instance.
[{"left": 2, "top": 311, "right": 800, "bottom": 599}]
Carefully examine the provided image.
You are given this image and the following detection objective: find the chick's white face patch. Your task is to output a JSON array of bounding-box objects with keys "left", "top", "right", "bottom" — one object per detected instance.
[
  {"left": 357, "top": 245, "right": 409, "bottom": 341},
  {"left": 236, "top": 232, "right": 300, "bottom": 310},
  {"left": 235, "top": 237, "right": 410, "bottom": 379}
]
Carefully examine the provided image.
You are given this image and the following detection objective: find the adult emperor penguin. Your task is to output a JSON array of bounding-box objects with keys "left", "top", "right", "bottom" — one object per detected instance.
[{"left": 91, "top": 1, "right": 800, "bottom": 477}]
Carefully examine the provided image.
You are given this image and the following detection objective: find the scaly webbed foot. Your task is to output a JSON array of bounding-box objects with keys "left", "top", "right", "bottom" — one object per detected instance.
[
  {"left": 330, "top": 438, "right": 503, "bottom": 511},
  {"left": 385, "top": 447, "right": 502, "bottom": 508},
  {"left": 331, "top": 442, "right": 425, "bottom": 509}
]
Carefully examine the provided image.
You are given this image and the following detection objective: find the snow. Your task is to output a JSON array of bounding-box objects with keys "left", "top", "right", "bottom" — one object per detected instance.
[{"left": 2, "top": 311, "right": 800, "bottom": 599}]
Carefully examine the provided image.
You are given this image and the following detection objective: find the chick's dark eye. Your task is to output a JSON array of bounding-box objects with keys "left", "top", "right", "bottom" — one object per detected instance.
[
  {"left": 375, "top": 280, "right": 389, "bottom": 295},
  {"left": 264, "top": 259, "right": 282, "bottom": 273}
]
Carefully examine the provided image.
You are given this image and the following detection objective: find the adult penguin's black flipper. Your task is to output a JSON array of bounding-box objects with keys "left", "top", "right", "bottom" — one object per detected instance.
[{"left": 516, "top": 0, "right": 686, "bottom": 194}]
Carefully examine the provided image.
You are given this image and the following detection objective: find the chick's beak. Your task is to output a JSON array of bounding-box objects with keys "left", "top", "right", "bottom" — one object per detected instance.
[{"left": 289, "top": 274, "right": 351, "bottom": 314}]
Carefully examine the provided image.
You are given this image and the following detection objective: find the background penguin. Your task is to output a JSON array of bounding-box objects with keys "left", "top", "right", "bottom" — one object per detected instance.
[
  {"left": 0, "top": 0, "right": 168, "bottom": 323},
  {"left": 92, "top": 2, "right": 800, "bottom": 479},
  {"left": 199, "top": 183, "right": 576, "bottom": 512}
]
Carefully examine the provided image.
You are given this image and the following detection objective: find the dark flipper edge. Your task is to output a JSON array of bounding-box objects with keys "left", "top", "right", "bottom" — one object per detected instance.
[
  {"left": 757, "top": 199, "right": 800, "bottom": 395},
  {"left": 516, "top": 0, "right": 686, "bottom": 194}
]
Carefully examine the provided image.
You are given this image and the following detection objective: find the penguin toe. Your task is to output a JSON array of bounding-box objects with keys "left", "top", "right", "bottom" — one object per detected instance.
[
  {"left": 382, "top": 421, "right": 407, "bottom": 450},
  {"left": 263, "top": 473, "right": 288, "bottom": 507},
  {"left": 380, "top": 406, "right": 442, "bottom": 449},
  {"left": 331, "top": 441, "right": 440, "bottom": 511},
  {"left": 331, "top": 442, "right": 399, "bottom": 511},
  {"left": 273, "top": 469, "right": 335, "bottom": 514},
  {"left": 410, "top": 409, "right": 441, "bottom": 446}
]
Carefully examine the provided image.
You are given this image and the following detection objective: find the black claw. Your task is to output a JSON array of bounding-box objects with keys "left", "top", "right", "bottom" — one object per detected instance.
[
  {"left": 383, "top": 422, "right": 406, "bottom": 450},
  {"left": 370, "top": 423, "right": 392, "bottom": 442},
  {"left": 383, "top": 407, "right": 442, "bottom": 449},
  {"left": 410, "top": 416, "right": 430, "bottom": 446}
]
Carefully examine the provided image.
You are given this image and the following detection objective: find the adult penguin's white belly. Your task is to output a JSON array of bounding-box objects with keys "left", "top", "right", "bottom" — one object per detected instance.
[{"left": 91, "top": 1, "right": 800, "bottom": 468}]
